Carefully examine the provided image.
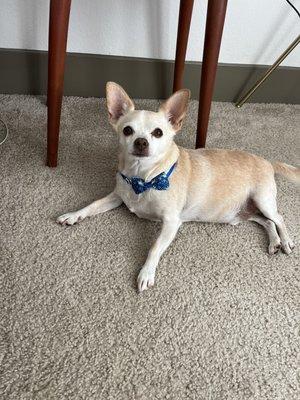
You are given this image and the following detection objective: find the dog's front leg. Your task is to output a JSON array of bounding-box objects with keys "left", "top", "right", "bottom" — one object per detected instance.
[
  {"left": 57, "top": 191, "right": 122, "bottom": 226},
  {"left": 137, "top": 217, "right": 181, "bottom": 292}
]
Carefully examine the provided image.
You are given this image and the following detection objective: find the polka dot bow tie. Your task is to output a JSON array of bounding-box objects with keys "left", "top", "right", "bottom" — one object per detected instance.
[{"left": 120, "top": 163, "right": 177, "bottom": 195}]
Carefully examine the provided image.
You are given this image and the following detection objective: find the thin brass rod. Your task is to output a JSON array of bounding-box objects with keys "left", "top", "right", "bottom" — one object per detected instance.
[{"left": 235, "top": 34, "right": 300, "bottom": 107}]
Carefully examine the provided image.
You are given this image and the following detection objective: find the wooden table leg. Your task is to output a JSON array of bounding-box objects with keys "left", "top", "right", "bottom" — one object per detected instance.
[
  {"left": 173, "top": 0, "right": 194, "bottom": 92},
  {"left": 47, "top": 0, "right": 71, "bottom": 167},
  {"left": 196, "top": 0, "right": 227, "bottom": 148}
]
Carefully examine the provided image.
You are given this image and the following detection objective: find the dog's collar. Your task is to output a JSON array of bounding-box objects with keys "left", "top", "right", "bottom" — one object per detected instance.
[{"left": 119, "top": 162, "right": 177, "bottom": 195}]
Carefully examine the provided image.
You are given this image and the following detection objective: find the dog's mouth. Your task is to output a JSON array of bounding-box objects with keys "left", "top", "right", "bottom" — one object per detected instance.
[{"left": 131, "top": 151, "right": 149, "bottom": 158}]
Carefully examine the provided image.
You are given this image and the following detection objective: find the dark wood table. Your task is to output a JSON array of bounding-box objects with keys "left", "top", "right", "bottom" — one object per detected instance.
[{"left": 47, "top": 0, "right": 227, "bottom": 167}]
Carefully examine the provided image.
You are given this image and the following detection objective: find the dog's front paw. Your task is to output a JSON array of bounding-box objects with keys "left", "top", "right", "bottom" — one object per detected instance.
[
  {"left": 281, "top": 239, "right": 295, "bottom": 255},
  {"left": 56, "top": 211, "right": 84, "bottom": 226},
  {"left": 268, "top": 238, "right": 281, "bottom": 255},
  {"left": 137, "top": 267, "right": 155, "bottom": 293}
]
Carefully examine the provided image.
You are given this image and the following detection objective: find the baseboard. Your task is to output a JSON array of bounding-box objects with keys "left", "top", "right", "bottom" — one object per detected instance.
[{"left": 0, "top": 48, "right": 299, "bottom": 103}]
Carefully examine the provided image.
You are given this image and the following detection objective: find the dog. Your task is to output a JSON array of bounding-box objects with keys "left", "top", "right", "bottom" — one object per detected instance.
[{"left": 57, "top": 82, "right": 299, "bottom": 292}]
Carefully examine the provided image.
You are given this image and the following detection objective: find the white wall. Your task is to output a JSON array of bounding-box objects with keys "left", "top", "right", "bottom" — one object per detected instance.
[{"left": 0, "top": 0, "right": 299, "bottom": 67}]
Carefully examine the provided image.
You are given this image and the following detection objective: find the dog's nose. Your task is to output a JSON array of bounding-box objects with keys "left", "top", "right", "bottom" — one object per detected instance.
[{"left": 134, "top": 138, "right": 149, "bottom": 151}]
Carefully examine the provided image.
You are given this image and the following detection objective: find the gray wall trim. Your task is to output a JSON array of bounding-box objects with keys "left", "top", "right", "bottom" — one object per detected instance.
[{"left": 0, "top": 48, "right": 299, "bottom": 103}]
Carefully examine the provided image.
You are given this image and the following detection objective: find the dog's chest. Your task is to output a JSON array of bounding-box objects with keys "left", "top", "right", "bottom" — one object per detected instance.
[{"left": 116, "top": 177, "right": 164, "bottom": 220}]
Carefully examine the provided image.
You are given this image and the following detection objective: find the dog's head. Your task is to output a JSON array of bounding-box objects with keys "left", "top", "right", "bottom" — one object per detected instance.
[{"left": 106, "top": 82, "right": 190, "bottom": 160}]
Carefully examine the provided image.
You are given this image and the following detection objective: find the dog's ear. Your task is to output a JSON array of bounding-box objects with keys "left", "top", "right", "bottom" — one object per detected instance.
[
  {"left": 106, "top": 82, "right": 135, "bottom": 125},
  {"left": 159, "top": 89, "right": 190, "bottom": 132}
]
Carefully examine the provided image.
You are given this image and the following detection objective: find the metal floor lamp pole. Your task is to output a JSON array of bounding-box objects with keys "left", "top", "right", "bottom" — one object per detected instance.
[{"left": 235, "top": 34, "right": 300, "bottom": 108}]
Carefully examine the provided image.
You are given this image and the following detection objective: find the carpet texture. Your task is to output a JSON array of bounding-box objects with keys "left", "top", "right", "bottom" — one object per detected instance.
[{"left": 0, "top": 94, "right": 299, "bottom": 400}]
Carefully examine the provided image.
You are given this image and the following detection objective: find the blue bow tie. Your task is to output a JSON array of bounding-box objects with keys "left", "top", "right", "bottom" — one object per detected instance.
[{"left": 120, "top": 163, "right": 177, "bottom": 195}]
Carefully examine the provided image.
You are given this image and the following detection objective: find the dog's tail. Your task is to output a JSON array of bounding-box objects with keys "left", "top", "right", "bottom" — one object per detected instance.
[{"left": 272, "top": 161, "right": 300, "bottom": 184}]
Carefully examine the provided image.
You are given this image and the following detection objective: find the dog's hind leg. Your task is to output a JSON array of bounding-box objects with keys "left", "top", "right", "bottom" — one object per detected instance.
[
  {"left": 248, "top": 215, "right": 281, "bottom": 255},
  {"left": 253, "top": 186, "right": 294, "bottom": 254}
]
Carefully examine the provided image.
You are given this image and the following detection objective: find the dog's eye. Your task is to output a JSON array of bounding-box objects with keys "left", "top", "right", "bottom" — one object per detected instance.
[
  {"left": 123, "top": 126, "right": 133, "bottom": 136},
  {"left": 152, "top": 128, "right": 163, "bottom": 138}
]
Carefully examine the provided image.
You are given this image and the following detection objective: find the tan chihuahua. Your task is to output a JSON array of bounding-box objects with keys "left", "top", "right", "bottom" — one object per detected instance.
[{"left": 57, "top": 82, "right": 299, "bottom": 292}]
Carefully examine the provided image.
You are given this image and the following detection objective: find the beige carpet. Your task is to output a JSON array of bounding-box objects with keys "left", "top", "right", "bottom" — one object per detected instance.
[{"left": 0, "top": 94, "right": 299, "bottom": 400}]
